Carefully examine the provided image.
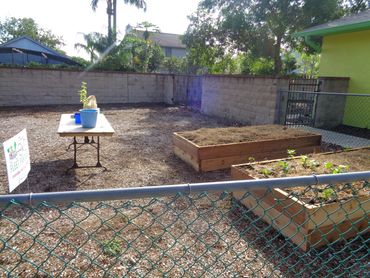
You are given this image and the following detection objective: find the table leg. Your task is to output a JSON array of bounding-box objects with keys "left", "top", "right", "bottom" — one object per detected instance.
[
  {"left": 72, "top": 137, "right": 78, "bottom": 168},
  {"left": 96, "top": 136, "right": 102, "bottom": 167}
]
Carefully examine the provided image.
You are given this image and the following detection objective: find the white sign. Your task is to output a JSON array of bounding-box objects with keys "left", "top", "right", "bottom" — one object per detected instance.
[{"left": 3, "top": 129, "right": 31, "bottom": 193}]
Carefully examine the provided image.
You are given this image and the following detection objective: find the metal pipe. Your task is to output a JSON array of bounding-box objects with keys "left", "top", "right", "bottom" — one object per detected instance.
[
  {"left": 0, "top": 171, "right": 368, "bottom": 206},
  {"left": 280, "top": 90, "right": 370, "bottom": 97}
]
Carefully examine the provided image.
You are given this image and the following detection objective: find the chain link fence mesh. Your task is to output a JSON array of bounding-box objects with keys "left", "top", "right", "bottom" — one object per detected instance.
[
  {"left": 279, "top": 91, "right": 370, "bottom": 149},
  {"left": 0, "top": 179, "right": 368, "bottom": 277}
]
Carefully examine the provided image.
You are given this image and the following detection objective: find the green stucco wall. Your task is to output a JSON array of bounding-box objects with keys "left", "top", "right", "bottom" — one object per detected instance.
[{"left": 319, "top": 29, "right": 370, "bottom": 129}]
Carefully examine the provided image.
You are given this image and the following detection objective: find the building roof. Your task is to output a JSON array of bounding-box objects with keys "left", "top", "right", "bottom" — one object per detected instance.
[
  {"left": 0, "top": 36, "right": 79, "bottom": 65},
  {"left": 134, "top": 31, "right": 186, "bottom": 49},
  {"left": 295, "top": 9, "right": 370, "bottom": 37}
]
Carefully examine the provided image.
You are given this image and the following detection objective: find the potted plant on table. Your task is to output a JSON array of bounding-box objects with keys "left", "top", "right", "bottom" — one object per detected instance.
[{"left": 78, "top": 81, "right": 99, "bottom": 128}]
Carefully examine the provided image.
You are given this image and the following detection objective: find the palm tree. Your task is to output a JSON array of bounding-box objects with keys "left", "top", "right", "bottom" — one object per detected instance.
[
  {"left": 91, "top": 0, "right": 146, "bottom": 44},
  {"left": 74, "top": 32, "right": 106, "bottom": 63},
  {"left": 135, "top": 21, "right": 160, "bottom": 41}
]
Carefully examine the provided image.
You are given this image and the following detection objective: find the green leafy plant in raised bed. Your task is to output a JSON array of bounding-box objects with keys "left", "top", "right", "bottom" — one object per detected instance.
[
  {"left": 301, "top": 156, "right": 320, "bottom": 170},
  {"left": 260, "top": 168, "right": 273, "bottom": 177},
  {"left": 324, "top": 162, "right": 350, "bottom": 174},
  {"left": 276, "top": 160, "right": 290, "bottom": 174},
  {"left": 287, "top": 149, "right": 296, "bottom": 158}
]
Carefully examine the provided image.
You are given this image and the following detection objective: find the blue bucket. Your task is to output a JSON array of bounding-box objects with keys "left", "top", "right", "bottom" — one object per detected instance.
[{"left": 80, "top": 109, "right": 98, "bottom": 128}]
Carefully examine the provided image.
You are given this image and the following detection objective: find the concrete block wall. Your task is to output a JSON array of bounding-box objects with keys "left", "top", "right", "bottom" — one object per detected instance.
[
  {"left": 201, "top": 75, "right": 290, "bottom": 125},
  {"left": 0, "top": 68, "right": 173, "bottom": 106},
  {"left": 0, "top": 68, "right": 350, "bottom": 128}
]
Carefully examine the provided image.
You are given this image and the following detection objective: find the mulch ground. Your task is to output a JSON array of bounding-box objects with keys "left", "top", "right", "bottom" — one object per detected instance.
[
  {"left": 0, "top": 104, "right": 233, "bottom": 194},
  {"left": 0, "top": 105, "right": 367, "bottom": 277}
]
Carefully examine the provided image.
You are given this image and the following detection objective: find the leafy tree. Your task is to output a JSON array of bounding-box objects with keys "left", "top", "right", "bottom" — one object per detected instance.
[
  {"left": 0, "top": 17, "right": 64, "bottom": 51},
  {"left": 296, "top": 53, "right": 321, "bottom": 78},
  {"left": 91, "top": 0, "right": 146, "bottom": 44},
  {"left": 340, "top": 0, "right": 369, "bottom": 14},
  {"left": 185, "top": 0, "right": 342, "bottom": 74},
  {"left": 162, "top": 57, "right": 186, "bottom": 74},
  {"left": 75, "top": 32, "right": 108, "bottom": 63},
  {"left": 95, "top": 34, "right": 163, "bottom": 72},
  {"left": 134, "top": 21, "right": 160, "bottom": 41}
]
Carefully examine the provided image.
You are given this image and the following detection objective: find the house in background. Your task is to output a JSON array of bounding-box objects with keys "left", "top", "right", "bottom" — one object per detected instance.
[
  {"left": 134, "top": 31, "right": 187, "bottom": 58},
  {"left": 296, "top": 10, "right": 370, "bottom": 129},
  {"left": 0, "top": 36, "right": 79, "bottom": 66}
]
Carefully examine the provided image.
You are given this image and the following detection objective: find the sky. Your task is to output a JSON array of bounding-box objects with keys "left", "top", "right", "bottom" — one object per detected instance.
[{"left": 0, "top": 0, "right": 200, "bottom": 59}]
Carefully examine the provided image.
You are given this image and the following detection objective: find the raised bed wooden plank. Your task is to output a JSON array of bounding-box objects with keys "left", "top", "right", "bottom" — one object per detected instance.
[
  {"left": 233, "top": 190, "right": 309, "bottom": 250},
  {"left": 174, "top": 146, "right": 199, "bottom": 172},
  {"left": 173, "top": 133, "right": 199, "bottom": 158},
  {"left": 200, "top": 146, "right": 319, "bottom": 172},
  {"left": 173, "top": 126, "right": 321, "bottom": 172},
  {"left": 230, "top": 149, "right": 370, "bottom": 251}
]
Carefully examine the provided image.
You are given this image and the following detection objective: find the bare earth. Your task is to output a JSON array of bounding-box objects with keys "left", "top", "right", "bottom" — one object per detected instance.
[
  {"left": 177, "top": 125, "right": 318, "bottom": 146},
  {"left": 0, "top": 104, "right": 232, "bottom": 194},
  {"left": 0, "top": 105, "right": 367, "bottom": 277}
]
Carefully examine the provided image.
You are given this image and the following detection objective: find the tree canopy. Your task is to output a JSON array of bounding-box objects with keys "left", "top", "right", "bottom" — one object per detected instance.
[
  {"left": 184, "top": 0, "right": 343, "bottom": 74},
  {"left": 0, "top": 17, "right": 64, "bottom": 51}
]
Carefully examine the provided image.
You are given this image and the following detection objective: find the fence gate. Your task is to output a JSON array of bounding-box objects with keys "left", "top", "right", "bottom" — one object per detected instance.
[{"left": 285, "top": 79, "right": 321, "bottom": 126}]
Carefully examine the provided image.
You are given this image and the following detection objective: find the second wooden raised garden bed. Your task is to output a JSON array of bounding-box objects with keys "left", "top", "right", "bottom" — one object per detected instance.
[
  {"left": 173, "top": 125, "right": 321, "bottom": 172},
  {"left": 231, "top": 148, "right": 370, "bottom": 251}
]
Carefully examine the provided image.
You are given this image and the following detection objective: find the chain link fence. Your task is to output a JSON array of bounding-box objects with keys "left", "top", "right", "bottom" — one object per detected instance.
[
  {"left": 278, "top": 91, "right": 370, "bottom": 149},
  {"left": 0, "top": 172, "right": 369, "bottom": 277}
]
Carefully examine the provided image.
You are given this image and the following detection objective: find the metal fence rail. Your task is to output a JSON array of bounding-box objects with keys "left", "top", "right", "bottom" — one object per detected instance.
[{"left": 0, "top": 172, "right": 369, "bottom": 277}]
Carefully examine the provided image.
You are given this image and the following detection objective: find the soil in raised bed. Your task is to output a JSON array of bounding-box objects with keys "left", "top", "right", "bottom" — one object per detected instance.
[
  {"left": 236, "top": 148, "right": 370, "bottom": 205},
  {"left": 177, "top": 125, "right": 318, "bottom": 146}
]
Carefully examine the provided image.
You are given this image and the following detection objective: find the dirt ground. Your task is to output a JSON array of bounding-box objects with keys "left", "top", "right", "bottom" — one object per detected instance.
[
  {"left": 178, "top": 125, "right": 317, "bottom": 146},
  {"left": 0, "top": 105, "right": 367, "bottom": 277},
  {"left": 0, "top": 104, "right": 234, "bottom": 194}
]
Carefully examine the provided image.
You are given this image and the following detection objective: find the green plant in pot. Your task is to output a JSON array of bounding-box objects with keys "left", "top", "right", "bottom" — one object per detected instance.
[{"left": 78, "top": 81, "right": 99, "bottom": 128}]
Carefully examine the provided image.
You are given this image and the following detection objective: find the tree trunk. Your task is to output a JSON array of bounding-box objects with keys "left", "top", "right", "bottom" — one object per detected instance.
[
  {"left": 274, "top": 35, "right": 282, "bottom": 74},
  {"left": 113, "top": 0, "right": 117, "bottom": 42},
  {"left": 107, "top": 0, "right": 113, "bottom": 44}
]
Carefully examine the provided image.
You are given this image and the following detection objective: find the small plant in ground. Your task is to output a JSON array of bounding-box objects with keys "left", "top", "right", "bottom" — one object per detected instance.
[
  {"left": 321, "top": 187, "right": 335, "bottom": 201},
  {"left": 276, "top": 160, "right": 290, "bottom": 174},
  {"left": 301, "top": 156, "right": 309, "bottom": 168},
  {"left": 301, "top": 156, "right": 320, "bottom": 170},
  {"left": 287, "top": 149, "right": 296, "bottom": 158},
  {"left": 260, "top": 168, "right": 272, "bottom": 177},
  {"left": 248, "top": 157, "right": 255, "bottom": 163},
  {"left": 102, "top": 239, "right": 122, "bottom": 257},
  {"left": 325, "top": 162, "right": 349, "bottom": 174}
]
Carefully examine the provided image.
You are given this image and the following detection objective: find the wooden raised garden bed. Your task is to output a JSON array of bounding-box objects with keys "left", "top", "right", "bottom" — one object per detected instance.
[
  {"left": 231, "top": 148, "right": 370, "bottom": 251},
  {"left": 173, "top": 125, "right": 321, "bottom": 172}
]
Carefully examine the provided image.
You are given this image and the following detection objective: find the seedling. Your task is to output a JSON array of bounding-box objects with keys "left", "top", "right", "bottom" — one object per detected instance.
[
  {"left": 277, "top": 160, "right": 290, "bottom": 174},
  {"left": 301, "top": 156, "right": 309, "bottom": 168},
  {"left": 301, "top": 156, "right": 320, "bottom": 170},
  {"left": 248, "top": 157, "right": 255, "bottom": 163},
  {"left": 287, "top": 149, "right": 296, "bottom": 158},
  {"left": 260, "top": 168, "right": 272, "bottom": 177},
  {"left": 102, "top": 239, "right": 122, "bottom": 257},
  {"left": 325, "top": 162, "right": 349, "bottom": 174},
  {"left": 324, "top": 162, "right": 333, "bottom": 170},
  {"left": 321, "top": 188, "right": 335, "bottom": 201}
]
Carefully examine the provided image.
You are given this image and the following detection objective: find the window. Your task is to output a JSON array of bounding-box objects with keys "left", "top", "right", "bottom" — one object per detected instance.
[{"left": 164, "top": 47, "right": 172, "bottom": 57}]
